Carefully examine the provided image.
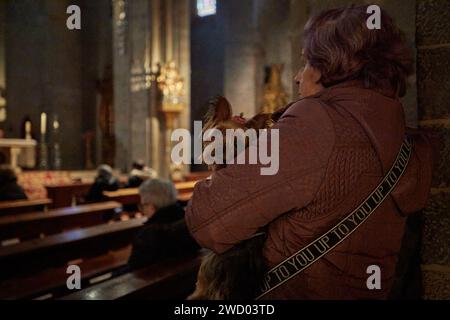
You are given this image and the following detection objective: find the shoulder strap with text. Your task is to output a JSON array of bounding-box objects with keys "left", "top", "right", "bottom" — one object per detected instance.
[{"left": 256, "top": 136, "right": 414, "bottom": 300}]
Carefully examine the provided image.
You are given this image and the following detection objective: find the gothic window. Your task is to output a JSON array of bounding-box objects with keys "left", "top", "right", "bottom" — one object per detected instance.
[{"left": 196, "top": 0, "right": 216, "bottom": 17}]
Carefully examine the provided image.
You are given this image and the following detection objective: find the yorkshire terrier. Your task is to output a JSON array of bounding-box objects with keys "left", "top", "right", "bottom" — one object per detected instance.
[{"left": 188, "top": 96, "right": 278, "bottom": 300}]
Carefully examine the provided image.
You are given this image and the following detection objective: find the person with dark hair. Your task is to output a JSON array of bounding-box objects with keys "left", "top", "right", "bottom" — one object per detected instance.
[
  {"left": 125, "top": 160, "right": 156, "bottom": 188},
  {"left": 185, "top": 5, "right": 434, "bottom": 299},
  {"left": 0, "top": 165, "right": 28, "bottom": 201},
  {"left": 128, "top": 179, "right": 199, "bottom": 270},
  {"left": 85, "top": 164, "right": 120, "bottom": 202}
]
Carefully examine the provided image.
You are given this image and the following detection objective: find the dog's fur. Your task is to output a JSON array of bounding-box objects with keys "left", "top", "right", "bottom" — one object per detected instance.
[{"left": 188, "top": 96, "right": 275, "bottom": 300}]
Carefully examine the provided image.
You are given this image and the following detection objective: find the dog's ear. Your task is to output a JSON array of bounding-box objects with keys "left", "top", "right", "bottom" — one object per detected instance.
[
  {"left": 246, "top": 113, "right": 274, "bottom": 130},
  {"left": 204, "top": 96, "right": 233, "bottom": 128},
  {"left": 214, "top": 96, "right": 232, "bottom": 121}
]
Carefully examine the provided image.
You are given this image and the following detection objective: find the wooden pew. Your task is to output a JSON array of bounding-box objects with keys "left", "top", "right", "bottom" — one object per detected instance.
[
  {"left": 177, "top": 192, "right": 192, "bottom": 204},
  {"left": 104, "top": 181, "right": 197, "bottom": 206},
  {"left": 61, "top": 253, "right": 203, "bottom": 300},
  {"left": 183, "top": 171, "right": 210, "bottom": 182},
  {"left": 0, "top": 201, "right": 122, "bottom": 243},
  {"left": 103, "top": 188, "right": 140, "bottom": 206},
  {"left": 45, "top": 182, "right": 92, "bottom": 208},
  {"left": 0, "top": 198, "right": 52, "bottom": 215},
  {"left": 0, "top": 217, "right": 147, "bottom": 281},
  {"left": 0, "top": 246, "right": 131, "bottom": 300}
]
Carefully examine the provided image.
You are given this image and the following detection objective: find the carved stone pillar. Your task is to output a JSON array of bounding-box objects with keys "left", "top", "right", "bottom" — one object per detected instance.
[
  {"left": 113, "top": 0, "right": 155, "bottom": 172},
  {"left": 0, "top": 1, "right": 5, "bottom": 125},
  {"left": 113, "top": 0, "right": 190, "bottom": 176},
  {"left": 416, "top": 0, "right": 450, "bottom": 299},
  {"left": 112, "top": 0, "right": 132, "bottom": 172},
  {"left": 222, "top": 0, "right": 264, "bottom": 118}
]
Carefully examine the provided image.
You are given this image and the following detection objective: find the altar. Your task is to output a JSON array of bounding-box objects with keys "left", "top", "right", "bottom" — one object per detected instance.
[{"left": 0, "top": 138, "right": 37, "bottom": 168}]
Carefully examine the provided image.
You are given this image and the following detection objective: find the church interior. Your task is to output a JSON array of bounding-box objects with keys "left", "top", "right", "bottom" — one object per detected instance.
[{"left": 0, "top": 0, "right": 448, "bottom": 301}]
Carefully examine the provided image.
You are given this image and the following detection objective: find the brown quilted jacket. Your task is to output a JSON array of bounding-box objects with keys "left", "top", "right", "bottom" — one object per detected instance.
[{"left": 185, "top": 81, "right": 433, "bottom": 299}]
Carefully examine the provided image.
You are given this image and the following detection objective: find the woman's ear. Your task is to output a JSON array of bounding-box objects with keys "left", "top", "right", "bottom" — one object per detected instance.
[{"left": 312, "top": 66, "right": 323, "bottom": 85}]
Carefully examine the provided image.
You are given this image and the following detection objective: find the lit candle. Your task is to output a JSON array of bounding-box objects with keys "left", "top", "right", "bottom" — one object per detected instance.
[
  {"left": 53, "top": 118, "right": 59, "bottom": 130},
  {"left": 40, "top": 112, "right": 47, "bottom": 135},
  {"left": 25, "top": 121, "right": 31, "bottom": 139}
]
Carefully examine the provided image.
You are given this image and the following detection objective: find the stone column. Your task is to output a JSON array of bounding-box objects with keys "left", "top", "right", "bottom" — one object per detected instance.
[
  {"left": 112, "top": 0, "right": 132, "bottom": 172},
  {"left": 149, "top": 0, "right": 190, "bottom": 178},
  {"left": 113, "top": 0, "right": 154, "bottom": 173},
  {"left": 129, "top": 0, "right": 152, "bottom": 167},
  {"left": 173, "top": 0, "right": 191, "bottom": 176},
  {"left": 43, "top": 0, "right": 84, "bottom": 169},
  {"left": 0, "top": 1, "right": 6, "bottom": 128},
  {"left": 416, "top": 0, "right": 450, "bottom": 299},
  {"left": 222, "top": 0, "right": 264, "bottom": 117},
  {"left": 0, "top": 0, "right": 5, "bottom": 116},
  {"left": 113, "top": 0, "right": 190, "bottom": 176}
]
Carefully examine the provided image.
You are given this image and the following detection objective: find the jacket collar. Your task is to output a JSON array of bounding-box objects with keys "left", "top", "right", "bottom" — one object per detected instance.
[
  {"left": 316, "top": 79, "right": 398, "bottom": 100},
  {"left": 273, "top": 79, "right": 398, "bottom": 118}
]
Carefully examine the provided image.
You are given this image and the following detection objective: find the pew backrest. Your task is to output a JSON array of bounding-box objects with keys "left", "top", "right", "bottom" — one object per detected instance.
[
  {"left": 0, "top": 198, "right": 52, "bottom": 215},
  {"left": 0, "top": 201, "right": 122, "bottom": 242},
  {"left": 61, "top": 253, "right": 203, "bottom": 300},
  {"left": 104, "top": 181, "right": 197, "bottom": 206},
  {"left": 45, "top": 182, "right": 92, "bottom": 208},
  {"left": 0, "top": 217, "right": 146, "bottom": 280},
  {"left": 0, "top": 246, "right": 132, "bottom": 300}
]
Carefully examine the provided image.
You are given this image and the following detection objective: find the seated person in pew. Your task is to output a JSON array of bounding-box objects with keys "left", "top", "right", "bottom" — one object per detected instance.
[
  {"left": 125, "top": 160, "right": 156, "bottom": 188},
  {"left": 127, "top": 179, "right": 199, "bottom": 270},
  {"left": 85, "top": 164, "right": 120, "bottom": 203},
  {"left": 0, "top": 165, "right": 27, "bottom": 201}
]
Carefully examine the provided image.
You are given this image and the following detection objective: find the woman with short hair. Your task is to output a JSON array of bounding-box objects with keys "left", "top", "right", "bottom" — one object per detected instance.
[
  {"left": 128, "top": 179, "right": 199, "bottom": 270},
  {"left": 185, "top": 5, "right": 434, "bottom": 299}
]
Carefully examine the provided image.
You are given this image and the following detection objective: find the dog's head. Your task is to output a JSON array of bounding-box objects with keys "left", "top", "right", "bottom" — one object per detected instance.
[
  {"left": 203, "top": 96, "right": 273, "bottom": 131},
  {"left": 202, "top": 96, "right": 274, "bottom": 171}
]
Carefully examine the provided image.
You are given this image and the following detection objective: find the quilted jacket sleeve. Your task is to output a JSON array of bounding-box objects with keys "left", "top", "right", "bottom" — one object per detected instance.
[{"left": 185, "top": 98, "right": 335, "bottom": 253}]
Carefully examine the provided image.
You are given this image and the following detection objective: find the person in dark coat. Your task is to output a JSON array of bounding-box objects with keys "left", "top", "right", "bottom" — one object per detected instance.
[
  {"left": 0, "top": 165, "right": 28, "bottom": 201},
  {"left": 128, "top": 179, "right": 199, "bottom": 270},
  {"left": 125, "top": 160, "right": 156, "bottom": 188},
  {"left": 85, "top": 164, "right": 120, "bottom": 202}
]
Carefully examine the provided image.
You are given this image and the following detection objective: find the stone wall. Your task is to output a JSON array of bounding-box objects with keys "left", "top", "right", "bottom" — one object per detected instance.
[
  {"left": 0, "top": 0, "right": 5, "bottom": 110},
  {"left": 221, "top": 0, "right": 265, "bottom": 117},
  {"left": 416, "top": 0, "right": 450, "bottom": 299},
  {"left": 3, "top": 0, "right": 112, "bottom": 169}
]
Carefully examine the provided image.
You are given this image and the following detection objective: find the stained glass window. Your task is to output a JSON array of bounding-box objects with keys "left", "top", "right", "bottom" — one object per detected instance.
[{"left": 197, "top": 0, "right": 216, "bottom": 17}]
